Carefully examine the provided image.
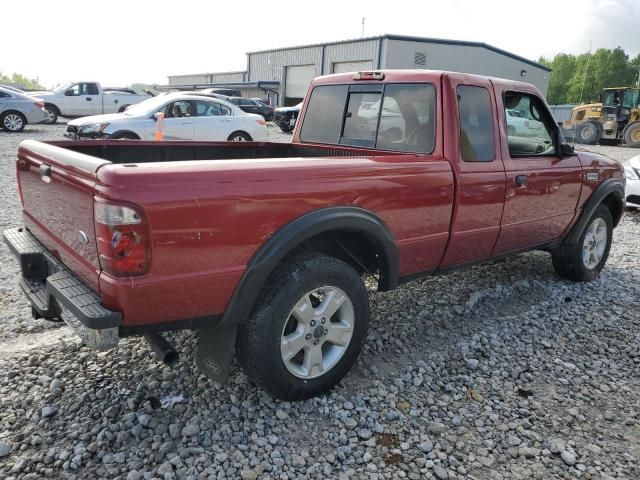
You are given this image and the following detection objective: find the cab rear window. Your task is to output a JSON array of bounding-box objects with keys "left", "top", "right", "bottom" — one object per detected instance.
[{"left": 300, "top": 83, "right": 436, "bottom": 153}]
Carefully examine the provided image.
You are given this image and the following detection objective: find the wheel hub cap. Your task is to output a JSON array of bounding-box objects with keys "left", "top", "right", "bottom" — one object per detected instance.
[
  {"left": 280, "top": 286, "right": 354, "bottom": 379},
  {"left": 4, "top": 114, "right": 22, "bottom": 131},
  {"left": 582, "top": 218, "right": 607, "bottom": 270}
]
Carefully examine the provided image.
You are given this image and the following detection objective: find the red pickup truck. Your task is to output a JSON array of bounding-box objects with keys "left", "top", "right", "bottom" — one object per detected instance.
[{"left": 4, "top": 70, "right": 624, "bottom": 400}]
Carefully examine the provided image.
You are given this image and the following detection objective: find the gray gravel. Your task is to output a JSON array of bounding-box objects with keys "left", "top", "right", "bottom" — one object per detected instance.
[{"left": 1, "top": 124, "right": 640, "bottom": 479}]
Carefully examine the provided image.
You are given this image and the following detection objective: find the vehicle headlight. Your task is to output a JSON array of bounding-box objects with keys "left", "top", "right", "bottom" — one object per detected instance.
[
  {"left": 625, "top": 167, "right": 638, "bottom": 180},
  {"left": 79, "top": 123, "right": 110, "bottom": 135}
]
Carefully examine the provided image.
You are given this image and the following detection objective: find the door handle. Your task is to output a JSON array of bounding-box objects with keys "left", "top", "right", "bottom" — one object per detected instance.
[
  {"left": 182, "top": 122, "right": 193, "bottom": 125},
  {"left": 86, "top": 97, "right": 92, "bottom": 101},
  {"left": 515, "top": 175, "right": 528, "bottom": 187},
  {"left": 39, "top": 164, "right": 51, "bottom": 183}
]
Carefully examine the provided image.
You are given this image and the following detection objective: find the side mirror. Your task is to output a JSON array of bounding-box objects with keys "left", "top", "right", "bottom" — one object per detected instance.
[
  {"left": 153, "top": 112, "right": 164, "bottom": 121},
  {"left": 560, "top": 143, "right": 575, "bottom": 157}
]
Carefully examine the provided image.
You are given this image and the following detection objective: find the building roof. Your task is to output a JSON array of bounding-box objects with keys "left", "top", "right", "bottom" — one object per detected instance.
[{"left": 247, "top": 33, "right": 551, "bottom": 72}]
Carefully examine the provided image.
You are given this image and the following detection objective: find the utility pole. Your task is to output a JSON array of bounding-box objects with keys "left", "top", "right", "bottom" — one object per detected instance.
[{"left": 361, "top": 17, "right": 365, "bottom": 37}]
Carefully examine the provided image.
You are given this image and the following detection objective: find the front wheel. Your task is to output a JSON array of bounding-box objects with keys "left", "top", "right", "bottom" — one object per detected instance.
[
  {"left": 1, "top": 111, "right": 27, "bottom": 132},
  {"left": 236, "top": 254, "right": 369, "bottom": 400},
  {"left": 575, "top": 121, "right": 602, "bottom": 145},
  {"left": 552, "top": 205, "right": 613, "bottom": 281},
  {"left": 227, "top": 131, "right": 252, "bottom": 141}
]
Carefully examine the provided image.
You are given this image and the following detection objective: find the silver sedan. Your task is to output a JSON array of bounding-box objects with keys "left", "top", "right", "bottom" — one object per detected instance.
[{"left": 0, "top": 86, "right": 49, "bottom": 132}]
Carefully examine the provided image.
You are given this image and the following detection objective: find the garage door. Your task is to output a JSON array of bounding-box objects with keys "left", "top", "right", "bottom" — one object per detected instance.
[
  {"left": 332, "top": 60, "right": 374, "bottom": 74},
  {"left": 285, "top": 65, "right": 317, "bottom": 104}
]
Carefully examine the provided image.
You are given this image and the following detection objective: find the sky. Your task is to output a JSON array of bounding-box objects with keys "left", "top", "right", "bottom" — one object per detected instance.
[{"left": 2, "top": 0, "right": 639, "bottom": 88}]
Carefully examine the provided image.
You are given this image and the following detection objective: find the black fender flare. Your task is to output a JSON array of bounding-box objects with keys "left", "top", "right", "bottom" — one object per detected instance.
[
  {"left": 220, "top": 206, "right": 399, "bottom": 326},
  {"left": 564, "top": 178, "right": 624, "bottom": 246}
]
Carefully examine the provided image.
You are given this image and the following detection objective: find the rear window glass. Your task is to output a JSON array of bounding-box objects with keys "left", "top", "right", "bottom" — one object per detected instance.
[
  {"left": 300, "top": 83, "right": 436, "bottom": 153},
  {"left": 457, "top": 85, "right": 495, "bottom": 161},
  {"left": 300, "top": 85, "right": 348, "bottom": 144}
]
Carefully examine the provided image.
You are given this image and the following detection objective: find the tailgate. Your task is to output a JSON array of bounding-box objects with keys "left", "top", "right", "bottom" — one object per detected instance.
[{"left": 16, "top": 140, "right": 110, "bottom": 290}]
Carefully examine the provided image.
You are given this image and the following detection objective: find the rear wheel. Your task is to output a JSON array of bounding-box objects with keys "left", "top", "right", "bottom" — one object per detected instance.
[
  {"left": 623, "top": 122, "right": 640, "bottom": 148},
  {"left": 552, "top": 205, "right": 613, "bottom": 281},
  {"left": 1, "top": 111, "right": 26, "bottom": 132},
  {"left": 575, "top": 121, "right": 602, "bottom": 145},
  {"left": 227, "top": 131, "right": 252, "bottom": 141},
  {"left": 236, "top": 254, "right": 369, "bottom": 400}
]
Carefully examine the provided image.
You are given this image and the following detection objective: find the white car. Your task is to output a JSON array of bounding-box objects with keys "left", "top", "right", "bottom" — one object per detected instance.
[
  {"left": 624, "top": 155, "right": 640, "bottom": 208},
  {"left": 506, "top": 109, "right": 546, "bottom": 137},
  {"left": 64, "top": 93, "right": 269, "bottom": 142}
]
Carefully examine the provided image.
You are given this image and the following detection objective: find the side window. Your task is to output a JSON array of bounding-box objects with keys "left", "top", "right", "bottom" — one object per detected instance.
[
  {"left": 503, "top": 92, "right": 555, "bottom": 157},
  {"left": 67, "top": 84, "right": 81, "bottom": 96},
  {"left": 85, "top": 83, "right": 99, "bottom": 95},
  {"left": 457, "top": 85, "right": 495, "bottom": 162},
  {"left": 165, "top": 100, "right": 192, "bottom": 118},
  {"left": 377, "top": 83, "right": 436, "bottom": 153},
  {"left": 0, "top": 91, "right": 9, "bottom": 98},
  {"left": 342, "top": 92, "right": 382, "bottom": 143},
  {"left": 219, "top": 104, "right": 232, "bottom": 116},
  {"left": 300, "top": 85, "right": 349, "bottom": 143},
  {"left": 194, "top": 101, "right": 222, "bottom": 116}
]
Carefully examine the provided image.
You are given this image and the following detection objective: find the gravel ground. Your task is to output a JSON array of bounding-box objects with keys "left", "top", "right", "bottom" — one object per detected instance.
[{"left": 1, "top": 125, "right": 639, "bottom": 480}]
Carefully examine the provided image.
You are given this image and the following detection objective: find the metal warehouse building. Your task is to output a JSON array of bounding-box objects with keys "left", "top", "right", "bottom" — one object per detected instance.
[{"left": 167, "top": 34, "right": 551, "bottom": 106}]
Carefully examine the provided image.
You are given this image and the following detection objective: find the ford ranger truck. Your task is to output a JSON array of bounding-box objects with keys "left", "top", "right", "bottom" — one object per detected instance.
[{"left": 4, "top": 70, "right": 624, "bottom": 400}]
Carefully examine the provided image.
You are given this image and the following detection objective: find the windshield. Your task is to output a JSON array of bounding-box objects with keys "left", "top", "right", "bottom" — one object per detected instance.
[
  {"left": 122, "top": 95, "right": 171, "bottom": 116},
  {"left": 54, "top": 82, "right": 74, "bottom": 93},
  {"left": 623, "top": 89, "right": 639, "bottom": 109}
]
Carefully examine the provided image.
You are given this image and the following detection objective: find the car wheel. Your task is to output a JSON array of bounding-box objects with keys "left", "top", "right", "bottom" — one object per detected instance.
[
  {"left": 551, "top": 205, "right": 613, "bottom": 281},
  {"left": 43, "top": 105, "right": 59, "bottom": 124},
  {"left": 1, "top": 111, "right": 27, "bottom": 132},
  {"left": 278, "top": 123, "right": 293, "bottom": 133},
  {"left": 575, "top": 121, "right": 602, "bottom": 145},
  {"left": 110, "top": 131, "right": 140, "bottom": 140},
  {"left": 623, "top": 122, "right": 640, "bottom": 148},
  {"left": 236, "top": 254, "right": 369, "bottom": 400},
  {"left": 227, "top": 131, "right": 252, "bottom": 142}
]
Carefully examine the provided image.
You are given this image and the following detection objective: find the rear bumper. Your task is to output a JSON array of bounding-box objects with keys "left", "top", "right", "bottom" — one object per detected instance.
[{"left": 3, "top": 227, "right": 121, "bottom": 350}]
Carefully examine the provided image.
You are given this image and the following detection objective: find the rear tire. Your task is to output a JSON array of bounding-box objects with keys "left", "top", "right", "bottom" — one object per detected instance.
[
  {"left": 1, "top": 111, "right": 26, "bottom": 132},
  {"left": 575, "top": 121, "right": 602, "bottom": 145},
  {"left": 551, "top": 205, "right": 613, "bottom": 281},
  {"left": 236, "top": 254, "right": 369, "bottom": 400},
  {"left": 623, "top": 122, "right": 640, "bottom": 148},
  {"left": 227, "top": 131, "right": 252, "bottom": 141}
]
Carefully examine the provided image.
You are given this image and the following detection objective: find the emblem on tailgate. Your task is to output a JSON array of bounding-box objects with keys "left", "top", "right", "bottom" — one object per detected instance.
[{"left": 78, "top": 231, "right": 89, "bottom": 245}]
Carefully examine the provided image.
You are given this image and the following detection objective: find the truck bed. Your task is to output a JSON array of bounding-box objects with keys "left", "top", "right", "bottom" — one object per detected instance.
[{"left": 51, "top": 140, "right": 395, "bottom": 164}]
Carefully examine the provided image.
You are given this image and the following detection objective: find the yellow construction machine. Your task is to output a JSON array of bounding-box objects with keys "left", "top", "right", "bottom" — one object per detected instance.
[{"left": 564, "top": 86, "right": 640, "bottom": 147}]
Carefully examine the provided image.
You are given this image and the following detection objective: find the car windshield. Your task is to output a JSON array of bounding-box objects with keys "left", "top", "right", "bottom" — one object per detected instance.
[
  {"left": 122, "top": 95, "right": 172, "bottom": 116},
  {"left": 53, "top": 82, "right": 74, "bottom": 93}
]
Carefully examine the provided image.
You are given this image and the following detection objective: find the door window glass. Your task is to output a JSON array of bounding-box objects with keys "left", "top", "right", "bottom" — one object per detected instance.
[
  {"left": 85, "top": 83, "right": 99, "bottom": 95},
  {"left": 503, "top": 91, "right": 555, "bottom": 157},
  {"left": 300, "top": 85, "right": 348, "bottom": 143},
  {"left": 194, "top": 101, "right": 226, "bottom": 116},
  {"left": 342, "top": 92, "right": 382, "bottom": 142},
  {"left": 164, "top": 100, "right": 192, "bottom": 118},
  {"left": 457, "top": 85, "right": 495, "bottom": 162}
]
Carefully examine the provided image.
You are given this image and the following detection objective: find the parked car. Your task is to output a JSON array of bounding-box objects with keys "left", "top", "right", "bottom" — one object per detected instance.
[
  {"left": 506, "top": 109, "right": 546, "bottom": 137},
  {"left": 226, "top": 97, "right": 274, "bottom": 120},
  {"left": 29, "top": 81, "right": 152, "bottom": 124},
  {"left": 273, "top": 102, "right": 302, "bottom": 132},
  {"left": 4, "top": 70, "right": 624, "bottom": 401},
  {"left": 64, "top": 92, "right": 268, "bottom": 141},
  {"left": 200, "top": 88, "right": 242, "bottom": 97},
  {"left": 0, "top": 86, "right": 49, "bottom": 132},
  {"left": 624, "top": 155, "right": 640, "bottom": 207}
]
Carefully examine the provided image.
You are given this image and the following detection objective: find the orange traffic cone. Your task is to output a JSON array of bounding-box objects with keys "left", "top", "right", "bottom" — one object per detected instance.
[{"left": 155, "top": 112, "right": 165, "bottom": 141}]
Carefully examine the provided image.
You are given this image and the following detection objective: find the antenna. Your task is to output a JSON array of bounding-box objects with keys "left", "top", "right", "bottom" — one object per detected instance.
[{"left": 361, "top": 17, "right": 365, "bottom": 37}]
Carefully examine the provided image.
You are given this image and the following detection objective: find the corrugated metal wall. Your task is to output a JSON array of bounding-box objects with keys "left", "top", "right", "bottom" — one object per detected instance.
[
  {"left": 248, "top": 46, "right": 324, "bottom": 82},
  {"left": 323, "top": 39, "right": 379, "bottom": 73},
  {"left": 168, "top": 71, "right": 245, "bottom": 86},
  {"left": 381, "top": 39, "right": 550, "bottom": 95}
]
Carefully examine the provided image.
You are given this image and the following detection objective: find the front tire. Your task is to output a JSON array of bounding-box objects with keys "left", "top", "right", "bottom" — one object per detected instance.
[
  {"left": 623, "top": 122, "right": 640, "bottom": 148},
  {"left": 110, "top": 131, "right": 140, "bottom": 140},
  {"left": 236, "top": 254, "right": 369, "bottom": 400},
  {"left": 552, "top": 205, "right": 613, "bottom": 281},
  {"left": 1, "top": 111, "right": 27, "bottom": 132},
  {"left": 227, "top": 131, "right": 252, "bottom": 141}
]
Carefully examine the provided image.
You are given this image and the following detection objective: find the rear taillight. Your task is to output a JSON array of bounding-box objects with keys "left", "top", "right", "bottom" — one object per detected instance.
[
  {"left": 35, "top": 102, "right": 45, "bottom": 109},
  {"left": 94, "top": 200, "right": 150, "bottom": 276},
  {"left": 256, "top": 118, "right": 266, "bottom": 126}
]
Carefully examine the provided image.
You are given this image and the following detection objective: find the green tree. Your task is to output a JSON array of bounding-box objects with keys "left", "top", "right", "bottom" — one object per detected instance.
[{"left": 0, "top": 72, "right": 45, "bottom": 90}]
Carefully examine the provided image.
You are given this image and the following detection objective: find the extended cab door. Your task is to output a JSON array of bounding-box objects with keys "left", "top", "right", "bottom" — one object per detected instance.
[
  {"left": 440, "top": 74, "right": 507, "bottom": 267},
  {"left": 492, "top": 84, "right": 582, "bottom": 254},
  {"left": 192, "top": 100, "right": 233, "bottom": 140}
]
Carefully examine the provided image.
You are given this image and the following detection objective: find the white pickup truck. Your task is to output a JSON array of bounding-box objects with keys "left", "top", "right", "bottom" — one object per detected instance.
[{"left": 30, "top": 82, "right": 152, "bottom": 124}]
